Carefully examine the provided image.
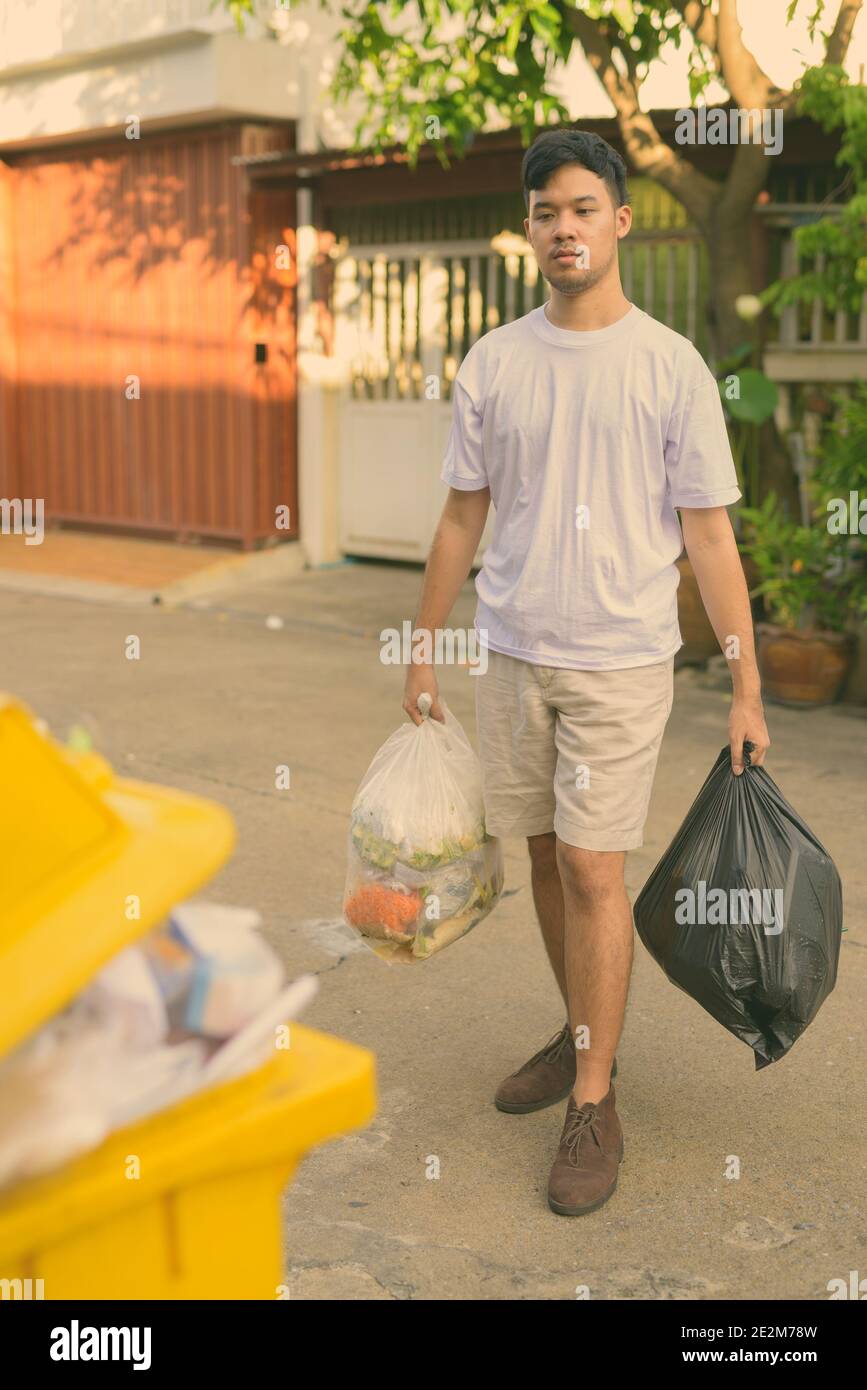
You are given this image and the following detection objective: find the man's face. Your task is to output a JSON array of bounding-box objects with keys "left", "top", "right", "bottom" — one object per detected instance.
[{"left": 524, "top": 163, "right": 632, "bottom": 296}]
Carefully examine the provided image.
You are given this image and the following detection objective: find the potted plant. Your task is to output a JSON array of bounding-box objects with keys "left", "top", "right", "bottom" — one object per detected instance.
[
  {"left": 739, "top": 428, "right": 865, "bottom": 705},
  {"left": 743, "top": 67, "right": 867, "bottom": 704}
]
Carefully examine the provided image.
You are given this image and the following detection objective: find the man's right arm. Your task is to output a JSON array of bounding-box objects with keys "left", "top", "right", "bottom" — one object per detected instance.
[{"left": 402, "top": 485, "right": 491, "bottom": 725}]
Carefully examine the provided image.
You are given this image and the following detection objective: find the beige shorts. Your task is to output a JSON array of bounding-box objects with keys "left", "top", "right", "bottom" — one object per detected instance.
[{"left": 474, "top": 649, "right": 675, "bottom": 852}]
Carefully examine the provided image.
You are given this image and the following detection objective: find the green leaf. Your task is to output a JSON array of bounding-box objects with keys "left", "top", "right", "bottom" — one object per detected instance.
[
  {"left": 529, "top": 13, "right": 556, "bottom": 44},
  {"left": 505, "top": 15, "right": 523, "bottom": 56},
  {"left": 716, "top": 342, "right": 754, "bottom": 376},
  {"left": 611, "top": 0, "right": 637, "bottom": 34},
  {"left": 721, "top": 369, "right": 779, "bottom": 425}
]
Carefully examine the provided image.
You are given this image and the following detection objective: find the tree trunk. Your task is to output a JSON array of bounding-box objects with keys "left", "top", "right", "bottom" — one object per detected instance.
[{"left": 704, "top": 212, "right": 754, "bottom": 365}]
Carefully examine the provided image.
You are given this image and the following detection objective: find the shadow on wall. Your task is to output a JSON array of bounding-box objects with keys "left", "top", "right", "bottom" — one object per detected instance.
[{"left": 3, "top": 125, "right": 299, "bottom": 544}]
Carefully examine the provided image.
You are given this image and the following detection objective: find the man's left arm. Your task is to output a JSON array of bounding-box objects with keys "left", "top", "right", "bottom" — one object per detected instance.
[{"left": 680, "top": 506, "right": 771, "bottom": 776}]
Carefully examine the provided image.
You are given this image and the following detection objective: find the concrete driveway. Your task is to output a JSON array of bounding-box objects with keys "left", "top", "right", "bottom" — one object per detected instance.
[{"left": 4, "top": 556, "right": 865, "bottom": 1301}]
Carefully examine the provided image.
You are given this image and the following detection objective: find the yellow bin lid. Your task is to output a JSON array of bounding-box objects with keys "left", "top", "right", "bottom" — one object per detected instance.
[{"left": 0, "top": 694, "right": 236, "bottom": 1061}]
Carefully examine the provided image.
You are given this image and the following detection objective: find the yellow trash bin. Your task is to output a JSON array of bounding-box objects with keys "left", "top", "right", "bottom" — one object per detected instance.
[{"left": 0, "top": 695, "right": 377, "bottom": 1300}]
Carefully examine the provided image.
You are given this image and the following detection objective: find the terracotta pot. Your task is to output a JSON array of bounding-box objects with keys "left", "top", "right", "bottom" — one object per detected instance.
[{"left": 756, "top": 624, "right": 854, "bottom": 707}]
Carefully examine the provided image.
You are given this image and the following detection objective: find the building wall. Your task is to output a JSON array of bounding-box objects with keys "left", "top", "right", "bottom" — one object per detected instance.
[
  {"left": 0, "top": 158, "right": 18, "bottom": 497},
  {"left": 0, "top": 0, "right": 228, "bottom": 66},
  {"left": 0, "top": 2, "right": 303, "bottom": 151},
  {"left": 1, "top": 123, "right": 297, "bottom": 546}
]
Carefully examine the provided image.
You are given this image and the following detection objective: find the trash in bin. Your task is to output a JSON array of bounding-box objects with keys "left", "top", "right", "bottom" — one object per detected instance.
[
  {"left": 634, "top": 743, "right": 843, "bottom": 1069},
  {"left": 0, "top": 692, "right": 376, "bottom": 1301},
  {"left": 0, "top": 901, "right": 318, "bottom": 1192},
  {"left": 343, "top": 698, "right": 504, "bottom": 961},
  {"left": 150, "top": 902, "right": 286, "bottom": 1038}
]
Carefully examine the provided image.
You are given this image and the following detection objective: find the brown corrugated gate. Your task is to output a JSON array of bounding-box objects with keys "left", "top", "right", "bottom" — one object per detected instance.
[{"left": 0, "top": 123, "right": 297, "bottom": 549}]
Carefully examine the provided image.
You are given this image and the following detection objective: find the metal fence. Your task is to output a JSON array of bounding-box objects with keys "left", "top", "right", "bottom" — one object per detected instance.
[
  {"left": 333, "top": 230, "right": 707, "bottom": 401},
  {"left": 757, "top": 205, "right": 867, "bottom": 479},
  {"left": 763, "top": 205, "right": 867, "bottom": 354},
  {"left": 333, "top": 210, "right": 867, "bottom": 403}
]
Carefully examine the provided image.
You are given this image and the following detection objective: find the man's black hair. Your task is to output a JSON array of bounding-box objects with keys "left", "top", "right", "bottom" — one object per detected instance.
[{"left": 521, "top": 128, "right": 629, "bottom": 212}]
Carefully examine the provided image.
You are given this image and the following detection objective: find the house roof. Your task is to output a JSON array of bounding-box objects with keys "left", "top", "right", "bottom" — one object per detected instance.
[{"left": 234, "top": 111, "right": 838, "bottom": 179}]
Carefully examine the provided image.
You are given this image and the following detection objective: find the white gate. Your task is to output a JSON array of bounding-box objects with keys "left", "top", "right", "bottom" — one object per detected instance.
[{"left": 332, "top": 232, "right": 705, "bottom": 560}]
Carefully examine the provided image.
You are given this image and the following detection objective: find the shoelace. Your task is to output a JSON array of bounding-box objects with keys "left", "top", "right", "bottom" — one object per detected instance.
[
  {"left": 518, "top": 1024, "right": 572, "bottom": 1073},
  {"left": 563, "top": 1105, "right": 603, "bottom": 1166}
]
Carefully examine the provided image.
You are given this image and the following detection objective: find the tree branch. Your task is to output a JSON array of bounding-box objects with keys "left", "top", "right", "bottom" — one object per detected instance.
[
  {"left": 670, "top": 0, "right": 718, "bottom": 54},
  {"left": 717, "top": 138, "right": 775, "bottom": 222},
  {"left": 825, "top": 0, "right": 864, "bottom": 65},
  {"left": 565, "top": 7, "right": 719, "bottom": 228},
  {"left": 716, "top": 0, "right": 785, "bottom": 107}
]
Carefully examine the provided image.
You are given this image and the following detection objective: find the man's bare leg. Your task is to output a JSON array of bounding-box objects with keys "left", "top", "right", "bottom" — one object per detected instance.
[
  {"left": 527, "top": 832, "right": 568, "bottom": 1010},
  {"left": 555, "top": 841, "right": 633, "bottom": 1106}
]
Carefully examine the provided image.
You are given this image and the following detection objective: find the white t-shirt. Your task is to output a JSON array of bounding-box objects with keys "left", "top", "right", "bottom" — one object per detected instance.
[{"left": 440, "top": 302, "right": 740, "bottom": 671}]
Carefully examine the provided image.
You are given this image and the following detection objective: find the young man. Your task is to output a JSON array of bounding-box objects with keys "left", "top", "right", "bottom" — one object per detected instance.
[{"left": 403, "top": 128, "right": 770, "bottom": 1216}]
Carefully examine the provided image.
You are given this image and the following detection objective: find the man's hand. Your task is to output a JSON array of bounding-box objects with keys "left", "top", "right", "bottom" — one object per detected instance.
[
  {"left": 729, "top": 693, "right": 770, "bottom": 775},
  {"left": 403, "top": 662, "right": 445, "bottom": 726}
]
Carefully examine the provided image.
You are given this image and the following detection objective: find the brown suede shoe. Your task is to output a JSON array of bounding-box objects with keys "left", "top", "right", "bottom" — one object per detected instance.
[
  {"left": 547, "top": 1085, "right": 624, "bottom": 1215},
  {"left": 495, "top": 1022, "right": 618, "bottom": 1114}
]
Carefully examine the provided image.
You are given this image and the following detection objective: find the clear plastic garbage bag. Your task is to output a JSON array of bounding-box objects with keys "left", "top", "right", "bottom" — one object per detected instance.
[
  {"left": 634, "top": 743, "right": 843, "bottom": 1070},
  {"left": 343, "top": 697, "right": 504, "bottom": 962}
]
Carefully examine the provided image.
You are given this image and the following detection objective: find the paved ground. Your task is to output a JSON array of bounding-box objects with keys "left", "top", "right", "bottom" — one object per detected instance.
[
  {"left": 0, "top": 527, "right": 229, "bottom": 587},
  {"left": 0, "top": 525, "right": 306, "bottom": 606},
  {"left": 4, "top": 555, "right": 865, "bottom": 1301}
]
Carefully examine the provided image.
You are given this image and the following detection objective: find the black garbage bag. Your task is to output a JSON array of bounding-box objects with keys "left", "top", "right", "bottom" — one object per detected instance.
[{"left": 634, "top": 743, "right": 843, "bottom": 1070}]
